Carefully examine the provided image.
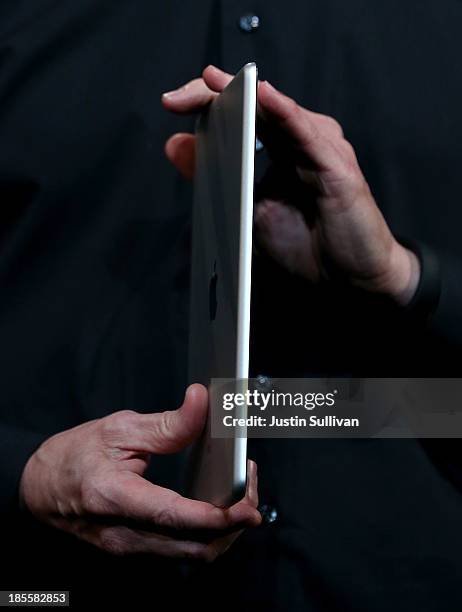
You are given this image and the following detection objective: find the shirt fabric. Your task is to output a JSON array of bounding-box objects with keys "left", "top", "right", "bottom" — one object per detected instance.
[{"left": 1, "top": 1, "right": 462, "bottom": 610}]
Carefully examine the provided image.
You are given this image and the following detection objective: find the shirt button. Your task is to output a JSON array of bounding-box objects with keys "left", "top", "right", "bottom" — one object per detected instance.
[
  {"left": 239, "top": 13, "right": 260, "bottom": 33},
  {"left": 258, "top": 504, "right": 278, "bottom": 524},
  {"left": 255, "top": 374, "right": 272, "bottom": 391}
]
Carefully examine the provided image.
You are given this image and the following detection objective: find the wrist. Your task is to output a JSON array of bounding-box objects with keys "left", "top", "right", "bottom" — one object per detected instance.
[{"left": 385, "top": 242, "right": 421, "bottom": 306}]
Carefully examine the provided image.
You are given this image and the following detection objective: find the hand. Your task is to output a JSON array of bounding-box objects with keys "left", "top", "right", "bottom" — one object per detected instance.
[
  {"left": 162, "top": 65, "right": 420, "bottom": 306},
  {"left": 19, "top": 384, "right": 260, "bottom": 560}
]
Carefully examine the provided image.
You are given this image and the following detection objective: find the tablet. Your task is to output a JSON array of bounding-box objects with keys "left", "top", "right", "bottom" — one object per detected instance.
[{"left": 186, "top": 63, "right": 257, "bottom": 507}]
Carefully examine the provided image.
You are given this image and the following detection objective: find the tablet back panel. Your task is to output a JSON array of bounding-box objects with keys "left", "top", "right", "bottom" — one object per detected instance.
[{"left": 187, "top": 63, "right": 257, "bottom": 506}]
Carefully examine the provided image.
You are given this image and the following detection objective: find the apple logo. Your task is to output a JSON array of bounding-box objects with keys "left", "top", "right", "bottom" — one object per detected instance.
[{"left": 209, "top": 261, "right": 218, "bottom": 321}]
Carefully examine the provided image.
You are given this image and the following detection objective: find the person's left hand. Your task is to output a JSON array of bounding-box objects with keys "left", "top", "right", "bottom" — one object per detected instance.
[{"left": 162, "top": 65, "right": 420, "bottom": 306}]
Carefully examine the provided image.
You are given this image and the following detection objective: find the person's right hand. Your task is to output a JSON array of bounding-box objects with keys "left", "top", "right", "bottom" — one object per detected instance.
[
  {"left": 19, "top": 384, "right": 260, "bottom": 560},
  {"left": 162, "top": 65, "right": 420, "bottom": 307}
]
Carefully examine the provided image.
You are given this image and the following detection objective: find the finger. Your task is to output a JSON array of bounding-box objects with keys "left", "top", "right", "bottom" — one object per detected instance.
[
  {"left": 309, "top": 112, "right": 344, "bottom": 139},
  {"left": 130, "top": 384, "right": 209, "bottom": 454},
  {"left": 68, "top": 521, "right": 232, "bottom": 560},
  {"left": 257, "top": 80, "right": 342, "bottom": 173},
  {"left": 244, "top": 459, "right": 259, "bottom": 508},
  {"left": 161, "top": 77, "right": 217, "bottom": 114},
  {"left": 202, "top": 66, "right": 342, "bottom": 164},
  {"left": 202, "top": 66, "right": 342, "bottom": 143},
  {"left": 165, "top": 132, "right": 196, "bottom": 180},
  {"left": 201, "top": 529, "right": 244, "bottom": 561},
  {"left": 203, "top": 65, "right": 343, "bottom": 138},
  {"left": 98, "top": 471, "right": 260, "bottom": 532},
  {"left": 224, "top": 462, "right": 261, "bottom": 527},
  {"left": 202, "top": 64, "right": 234, "bottom": 93}
]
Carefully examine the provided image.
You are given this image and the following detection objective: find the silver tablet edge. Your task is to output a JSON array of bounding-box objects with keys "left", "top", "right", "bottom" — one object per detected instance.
[{"left": 234, "top": 62, "right": 257, "bottom": 487}]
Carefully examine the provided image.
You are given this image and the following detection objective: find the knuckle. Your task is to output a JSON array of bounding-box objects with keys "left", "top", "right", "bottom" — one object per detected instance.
[
  {"left": 337, "top": 164, "right": 359, "bottom": 186},
  {"left": 339, "top": 138, "right": 356, "bottom": 158},
  {"left": 340, "top": 165, "right": 366, "bottom": 194},
  {"left": 282, "top": 96, "right": 300, "bottom": 122},
  {"left": 154, "top": 503, "right": 181, "bottom": 529},
  {"left": 334, "top": 142, "right": 362, "bottom": 182},
  {"left": 328, "top": 116, "right": 344, "bottom": 137},
  {"left": 288, "top": 97, "right": 300, "bottom": 114},
  {"left": 101, "top": 410, "right": 138, "bottom": 440},
  {"left": 154, "top": 410, "right": 177, "bottom": 444},
  {"left": 110, "top": 409, "right": 138, "bottom": 428},
  {"left": 338, "top": 160, "right": 357, "bottom": 181},
  {"left": 189, "top": 77, "right": 205, "bottom": 89}
]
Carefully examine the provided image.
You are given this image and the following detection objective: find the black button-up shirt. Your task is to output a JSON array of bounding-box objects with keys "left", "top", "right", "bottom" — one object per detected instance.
[{"left": 1, "top": 1, "right": 462, "bottom": 610}]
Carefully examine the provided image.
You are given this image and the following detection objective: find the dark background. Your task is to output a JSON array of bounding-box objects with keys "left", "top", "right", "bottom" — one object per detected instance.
[{"left": 1, "top": 1, "right": 462, "bottom": 610}]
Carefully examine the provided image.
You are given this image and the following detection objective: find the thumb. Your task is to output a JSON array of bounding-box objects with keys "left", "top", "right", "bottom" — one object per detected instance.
[
  {"left": 165, "top": 132, "right": 196, "bottom": 180},
  {"left": 134, "top": 384, "right": 209, "bottom": 455}
]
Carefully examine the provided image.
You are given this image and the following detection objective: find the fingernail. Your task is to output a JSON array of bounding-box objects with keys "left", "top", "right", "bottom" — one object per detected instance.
[
  {"left": 162, "top": 85, "right": 187, "bottom": 99},
  {"left": 263, "top": 80, "right": 277, "bottom": 93}
]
